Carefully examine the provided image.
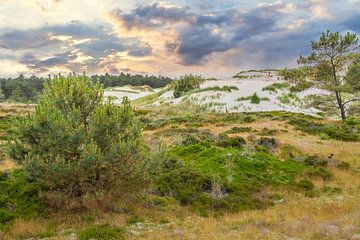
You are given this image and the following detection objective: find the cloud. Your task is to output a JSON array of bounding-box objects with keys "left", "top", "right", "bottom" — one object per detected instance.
[
  {"left": 1, "top": 0, "right": 359, "bottom": 77},
  {"left": 0, "top": 21, "right": 153, "bottom": 75},
  {"left": 309, "top": 0, "right": 332, "bottom": 19},
  {"left": 110, "top": 2, "right": 291, "bottom": 65},
  {"left": 110, "top": 3, "right": 190, "bottom": 30}
]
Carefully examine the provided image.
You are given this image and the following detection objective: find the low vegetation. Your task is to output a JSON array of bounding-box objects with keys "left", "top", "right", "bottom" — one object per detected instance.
[
  {"left": 262, "top": 82, "right": 289, "bottom": 93},
  {"left": 172, "top": 74, "right": 205, "bottom": 98},
  {"left": 289, "top": 117, "right": 360, "bottom": 141},
  {"left": 236, "top": 93, "right": 270, "bottom": 104},
  {"left": 0, "top": 31, "right": 360, "bottom": 240},
  {"left": 190, "top": 85, "right": 238, "bottom": 94}
]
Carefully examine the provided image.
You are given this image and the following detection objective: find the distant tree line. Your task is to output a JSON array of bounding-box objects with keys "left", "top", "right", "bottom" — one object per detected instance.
[
  {"left": 90, "top": 72, "right": 173, "bottom": 89},
  {"left": 0, "top": 72, "right": 173, "bottom": 102}
]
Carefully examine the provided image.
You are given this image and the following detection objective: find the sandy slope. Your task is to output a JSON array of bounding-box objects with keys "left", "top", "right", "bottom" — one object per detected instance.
[
  {"left": 155, "top": 78, "right": 326, "bottom": 115},
  {"left": 104, "top": 77, "right": 327, "bottom": 115}
]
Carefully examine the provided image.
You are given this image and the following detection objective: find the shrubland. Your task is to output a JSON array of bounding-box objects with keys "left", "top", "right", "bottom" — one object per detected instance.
[{"left": 172, "top": 74, "right": 205, "bottom": 98}]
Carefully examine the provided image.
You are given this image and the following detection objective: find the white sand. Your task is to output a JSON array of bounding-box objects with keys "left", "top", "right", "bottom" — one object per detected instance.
[{"left": 155, "top": 78, "right": 325, "bottom": 115}]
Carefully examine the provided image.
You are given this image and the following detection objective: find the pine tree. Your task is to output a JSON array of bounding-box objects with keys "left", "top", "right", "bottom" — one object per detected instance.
[
  {"left": 8, "top": 76, "right": 143, "bottom": 198},
  {"left": 298, "top": 30, "right": 360, "bottom": 120}
]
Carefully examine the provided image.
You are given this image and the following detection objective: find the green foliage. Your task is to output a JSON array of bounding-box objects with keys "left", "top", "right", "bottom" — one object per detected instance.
[
  {"left": 278, "top": 93, "right": 300, "bottom": 105},
  {"left": 8, "top": 76, "right": 143, "bottom": 198},
  {"left": 78, "top": 225, "right": 124, "bottom": 240},
  {"left": 346, "top": 55, "right": 360, "bottom": 92},
  {"left": 0, "top": 74, "right": 45, "bottom": 102},
  {"left": 296, "top": 179, "right": 314, "bottom": 191},
  {"left": 0, "top": 170, "right": 45, "bottom": 224},
  {"left": 298, "top": 30, "right": 360, "bottom": 119},
  {"left": 236, "top": 93, "right": 268, "bottom": 103},
  {"left": 92, "top": 72, "right": 172, "bottom": 89},
  {"left": 0, "top": 73, "right": 172, "bottom": 103},
  {"left": 224, "top": 127, "right": 252, "bottom": 134},
  {"left": 156, "top": 141, "right": 305, "bottom": 212},
  {"left": 217, "top": 136, "right": 246, "bottom": 148},
  {"left": 289, "top": 118, "right": 360, "bottom": 141},
  {"left": 262, "top": 82, "right": 289, "bottom": 92},
  {"left": 173, "top": 75, "right": 205, "bottom": 98},
  {"left": 279, "top": 68, "right": 314, "bottom": 92},
  {"left": 250, "top": 93, "right": 260, "bottom": 104},
  {"left": 190, "top": 86, "right": 238, "bottom": 94}
]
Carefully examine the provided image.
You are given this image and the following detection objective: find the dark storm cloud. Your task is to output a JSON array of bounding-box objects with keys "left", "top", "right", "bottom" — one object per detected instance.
[
  {"left": 0, "top": 30, "right": 58, "bottom": 50},
  {"left": 111, "top": 3, "right": 190, "bottom": 30},
  {"left": 0, "top": 21, "right": 152, "bottom": 72},
  {"left": 20, "top": 51, "right": 74, "bottom": 69},
  {"left": 176, "top": 26, "right": 234, "bottom": 65},
  {"left": 177, "top": 3, "right": 286, "bottom": 64},
  {"left": 111, "top": 2, "right": 289, "bottom": 65}
]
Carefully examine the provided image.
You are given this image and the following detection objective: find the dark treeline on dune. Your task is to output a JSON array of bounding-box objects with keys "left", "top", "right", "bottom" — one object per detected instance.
[{"left": 0, "top": 72, "right": 173, "bottom": 102}]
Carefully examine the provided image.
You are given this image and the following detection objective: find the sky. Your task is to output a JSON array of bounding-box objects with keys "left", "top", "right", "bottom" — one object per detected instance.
[{"left": 0, "top": 0, "right": 359, "bottom": 78}]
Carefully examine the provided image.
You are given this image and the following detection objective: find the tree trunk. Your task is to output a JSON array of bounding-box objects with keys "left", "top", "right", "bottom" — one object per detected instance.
[
  {"left": 331, "top": 58, "right": 346, "bottom": 120},
  {"left": 337, "top": 93, "right": 346, "bottom": 120}
]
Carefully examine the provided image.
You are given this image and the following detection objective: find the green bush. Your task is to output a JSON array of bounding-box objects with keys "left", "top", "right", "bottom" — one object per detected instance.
[
  {"left": 0, "top": 170, "right": 45, "bottom": 224},
  {"left": 173, "top": 75, "right": 204, "bottom": 98},
  {"left": 296, "top": 179, "right": 315, "bottom": 191},
  {"left": 262, "top": 82, "right": 289, "bottom": 92},
  {"left": 78, "top": 225, "right": 124, "bottom": 240},
  {"left": 289, "top": 118, "right": 360, "bottom": 142},
  {"left": 224, "top": 127, "right": 252, "bottom": 134},
  {"left": 242, "top": 114, "right": 257, "bottom": 123},
  {"left": 8, "top": 76, "right": 143, "bottom": 199},
  {"left": 157, "top": 167, "right": 212, "bottom": 205},
  {"left": 250, "top": 93, "right": 261, "bottom": 104},
  {"left": 156, "top": 142, "right": 305, "bottom": 211},
  {"left": 217, "top": 136, "right": 246, "bottom": 148}
]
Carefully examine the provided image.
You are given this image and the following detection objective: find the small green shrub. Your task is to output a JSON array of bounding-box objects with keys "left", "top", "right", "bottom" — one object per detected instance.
[
  {"left": 278, "top": 93, "right": 300, "bottom": 104},
  {"left": 289, "top": 118, "right": 360, "bottom": 142},
  {"left": 217, "top": 136, "right": 246, "bottom": 148},
  {"left": 173, "top": 75, "right": 204, "bottom": 98},
  {"left": 242, "top": 115, "right": 257, "bottom": 123},
  {"left": 262, "top": 82, "right": 289, "bottom": 92},
  {"left": 0, "top": 170, "right": 45, "bottom": 224},
  {"left": 157, "top": 167, "right": 212, "bottom": 205},
  {"left": 224, "top": 127, "right": 252, "bottom": 134},
  {"left": 250, "top": 93, "right": 261, "bottom": 104},
  {"left": 78, "top": 225, "right": 124, "bottom": 240},
  {"left": 296, "top": 179, "right": 314, "bottom": 191}
]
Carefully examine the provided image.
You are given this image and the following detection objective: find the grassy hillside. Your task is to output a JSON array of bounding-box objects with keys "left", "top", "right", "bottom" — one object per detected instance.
[{"left": 1, "top": 101, "right": 360, "bottom": 239}]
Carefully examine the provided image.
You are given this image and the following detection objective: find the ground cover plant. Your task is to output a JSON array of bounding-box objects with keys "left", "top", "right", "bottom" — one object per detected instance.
[{"left": 289, "top": 117, "right": 360, "bottom": 141}]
